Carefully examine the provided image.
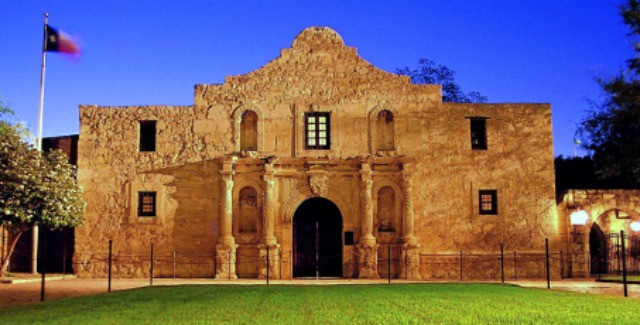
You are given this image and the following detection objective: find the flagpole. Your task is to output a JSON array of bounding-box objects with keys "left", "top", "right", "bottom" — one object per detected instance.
[
  {"left": 37, "top": 12, "right": 48, "bottom": 151},
  {"left": 32, "top": 12, "right": 48, "bottom": 274}
]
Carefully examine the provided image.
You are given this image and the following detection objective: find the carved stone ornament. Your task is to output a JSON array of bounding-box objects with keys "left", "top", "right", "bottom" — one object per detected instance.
[{"left": 309, "top": 174, "right": 327, "bottom": 197}]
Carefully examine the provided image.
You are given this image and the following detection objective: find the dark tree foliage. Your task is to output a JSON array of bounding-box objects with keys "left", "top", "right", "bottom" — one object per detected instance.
[
  {"left": 554, "top": 155, "right": 625, "bottom": 201},
  {"left": 578, "top": 0, "right": 640, "bottom": 188},
  {"left": 397, "top": 58, "right": 487, "bottom": 103}
]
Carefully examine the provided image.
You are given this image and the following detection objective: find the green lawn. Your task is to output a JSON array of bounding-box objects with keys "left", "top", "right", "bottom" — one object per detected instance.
[{"left": 0, "top": 284, "right": 638, "bottom": 324}]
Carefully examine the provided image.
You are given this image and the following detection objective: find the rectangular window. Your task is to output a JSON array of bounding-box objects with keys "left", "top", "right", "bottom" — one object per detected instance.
[
  {"left": 138, "top": 191, "right": 157, "bottom": 217},
  {"left": 139, "top": 121, "right": 156, "bottom": 152},
  {"left": 469, "top": 118, "right": 487, "bottom": 150},
  {"left": 305, "top": 112, "right": 330, "bottom": 150},
  {"left": 479, "top": 190, "right": 498, "bottom": 215}
]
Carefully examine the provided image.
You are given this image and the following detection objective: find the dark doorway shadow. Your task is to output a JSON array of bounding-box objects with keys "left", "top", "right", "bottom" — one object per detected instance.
[
  {"left": 293, "top": 197, "right": 343, "bottom": 278},
  {"left": 590, "top": 223, "right": 608, "bottom": 275}
]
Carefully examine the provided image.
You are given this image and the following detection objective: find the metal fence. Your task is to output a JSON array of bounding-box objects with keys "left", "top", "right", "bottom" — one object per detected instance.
[
  {"left": 591, "top": 232, "right": 640, "bottom": 276},
  {"left": 65, "top": 239, "right": 559, "bottom": 286}
]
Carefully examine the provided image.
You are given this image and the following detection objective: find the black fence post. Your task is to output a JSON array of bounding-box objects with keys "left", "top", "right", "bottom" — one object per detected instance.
[
  {"left": 150, "top": 243, "right": 154, "bottom": 287},
  {"left": 513, "top": 251, "right": 517, "bottom": 280},
  {"left": 560, "top": 250, "right": 564, "bottom": 279},
  {"left": 40, "top": 230, "right": 46, "bottom": 302},
  {"left": 405, "top": 246, "right": 409, "bottom": 280},
  {"left": 266, "top": 245, "right": 270, "bottom": 285},
  {"left": 621, "top": 230, "right": 628, "bottom": 297},
  {"left": 545, "top": 238, "right": 550, "bottom": 290},
  {"left": 387, "top": 244, "right": 391, "bottom": 285},
  {"left": 459, "top": 251, "right": 463, "bottom": 281},
  {"left": 500, "top": 243, "right": 505, "bottom": 283},
  {"left": 108, "top": 240, "right": 112, "bottom": 292},
  {"left": 62, "top": 245, "right": 67, "bottom": 276}
]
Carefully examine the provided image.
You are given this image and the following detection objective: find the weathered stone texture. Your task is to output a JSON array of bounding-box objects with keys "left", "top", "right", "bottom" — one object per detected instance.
[
  {"left": 75, "top": 27, "right": 558, "bottom": 279},
  {"left": 558, "top": 190, "right": 640, "bottom": 277}
]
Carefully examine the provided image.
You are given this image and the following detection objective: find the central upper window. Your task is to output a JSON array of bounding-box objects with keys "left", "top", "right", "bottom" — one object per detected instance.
[
  {"left": 305, "top": 112, "right": 331, "bottom": 150},
  {"left": 469, "top": 118, "right": 487, "bottom": 150}
]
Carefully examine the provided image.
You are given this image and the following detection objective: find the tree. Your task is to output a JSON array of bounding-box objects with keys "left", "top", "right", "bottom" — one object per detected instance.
[
  {"left": 554, "top": 155, "right": 624, "bottom": 200},
  {"left": 0, "top": 113, "right": 85, "bottom": 276},
  {"left": 578, "top": 0, "right": 640, "bottom": 187},
  {"left": 0, "top": 97, "right": 28, "bottom": 139},
  {"left": 397, "top": 58, "right": 488, "bottom": 103},
  {"left": 0, "top": 98, "right": 15, "bottom": 136}
]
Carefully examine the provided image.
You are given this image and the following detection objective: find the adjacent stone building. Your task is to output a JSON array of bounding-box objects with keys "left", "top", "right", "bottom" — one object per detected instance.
[
  {"left": 558, "top": 189, "right": 640, "bottom": 278},
  {"left": 75, "top": 27, "right": 559, "bottom": 279}
]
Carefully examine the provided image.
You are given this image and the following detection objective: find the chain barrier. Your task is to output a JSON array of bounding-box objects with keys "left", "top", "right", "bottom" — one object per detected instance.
[{"left": 2, "top": 238, "right": 584, "bottom": 296}]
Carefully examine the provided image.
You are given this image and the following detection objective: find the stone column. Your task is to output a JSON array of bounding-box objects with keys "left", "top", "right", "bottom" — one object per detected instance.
[
  {"left": 571, "top": 225, "right": 589, "bottom": 278},
  {"left": 401, "top": 167, "right": 417, "bottom": 245},
  {"left": 401, "top": 164, "right": 421, "bottom": 279},
  {"left": 357, "top": 163, "right": 379, "bottom": 278},
  {"left": 259, "top": 162, "right": 280, "bottom": 279},
  {"left": 216, "top": 159, "right": 238, "bottom": 279}
]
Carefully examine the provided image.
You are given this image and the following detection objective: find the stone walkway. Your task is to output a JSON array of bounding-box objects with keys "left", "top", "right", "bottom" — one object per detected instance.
[{"left": 0, "top": 276, "right": 637, "bottom": 308}]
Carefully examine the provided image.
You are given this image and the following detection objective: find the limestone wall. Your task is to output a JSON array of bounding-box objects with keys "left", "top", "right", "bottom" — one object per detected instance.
[
  {"left": 76, "top": 105, "right": 222, "bottom": 277},
  {"left": 75, "top": 26, "right": 558, "bottom": 279},
  {"left": 558, "top": 189, "right": 640, "bottom": 277}
]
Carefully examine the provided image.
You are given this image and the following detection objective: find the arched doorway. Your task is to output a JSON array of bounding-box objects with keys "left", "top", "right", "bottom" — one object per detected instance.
[
  {"left": 590, "top": 223, "right": 608, "bottom": 274},
  {"left": 293, "top": 197, "right": 343, "bottom": 278}
]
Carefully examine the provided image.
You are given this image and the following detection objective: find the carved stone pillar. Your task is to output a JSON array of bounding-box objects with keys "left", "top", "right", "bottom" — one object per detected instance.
[
  {"left": 216, "top": 159, "right": 238, "bottom": 279},
  {"left": 258, "top": 243, "right": 281, "bottom": 279},
  {"left": 357, "top": 163, "right": 379, "bottom": 278},
  {"left": 400, "top": 164, "right": 420, "bottom": 279},
  {"left": 401, "top": 168, "right": 417, "bottom": 245},
  {"left": 259, "top": 162, "right": 280, "bottom": 279},
  {"left": 400, "top": 244, "right": 422, "bottom": 280},
  {"left": 262, "top": 165, "right": 277, "bottom": 246}
]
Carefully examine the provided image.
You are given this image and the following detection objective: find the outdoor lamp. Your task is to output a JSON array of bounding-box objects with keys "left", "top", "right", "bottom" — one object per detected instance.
[
  {"left": 570, "top": 210, "right": 588, "bottom": 246},
  {"left": 631, "top": 221, "right": 640, "bottom": 232},
  {"left": 570, "top": 210, "right": 589, "bottom": 226}
]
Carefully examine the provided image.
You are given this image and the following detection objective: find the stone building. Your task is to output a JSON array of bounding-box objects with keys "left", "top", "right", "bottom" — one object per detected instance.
[
  {"left": 558, "top": 189, "right": 640, "bottom": 278},
  {"left": 74, "top": 27, "right": 560, "bottom": 279}
]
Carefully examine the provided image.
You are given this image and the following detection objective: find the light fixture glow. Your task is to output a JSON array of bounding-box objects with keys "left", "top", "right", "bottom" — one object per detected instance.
[
  {"left": 570, "top": 210, "right": 589, "bottom": 226},
  {"left": 631, "top": 222, "right": 640, "bottom": 232}
]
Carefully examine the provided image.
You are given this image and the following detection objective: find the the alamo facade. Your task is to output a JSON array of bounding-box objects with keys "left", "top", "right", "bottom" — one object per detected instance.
[{"left": 74, "top": 27, "right": 559, "bottom": 279}]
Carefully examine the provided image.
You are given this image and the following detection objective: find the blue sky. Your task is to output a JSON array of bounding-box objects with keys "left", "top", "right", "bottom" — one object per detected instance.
[{"left": 0, "top": 1, "right": 632, "bottom": 157}]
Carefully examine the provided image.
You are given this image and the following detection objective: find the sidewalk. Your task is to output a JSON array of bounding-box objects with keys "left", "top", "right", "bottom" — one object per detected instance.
[{"left": 0, "top": 277, "right": 637, "bottom": 308}]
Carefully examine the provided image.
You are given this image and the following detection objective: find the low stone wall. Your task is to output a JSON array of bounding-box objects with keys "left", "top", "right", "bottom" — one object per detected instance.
[
  {"left": 419, "top": 252, "right": 562, "bottom": 280},
  {"left": 75, "top": 252, "right": 216, "bottom": 278},
  {"left": 75, "top": 249, "right": 561, "bottom": 280}
]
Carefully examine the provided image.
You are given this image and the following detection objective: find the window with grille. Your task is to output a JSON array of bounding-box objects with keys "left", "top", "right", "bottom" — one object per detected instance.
[
  {"left": 479, "top": 190, "right": 498, "bottom": 215},
  {"left": 305, "top": 112, "right": 330, "bottom": 150},
  {"left": 138, "top": 191, "right": 157, "bottom": 217}
]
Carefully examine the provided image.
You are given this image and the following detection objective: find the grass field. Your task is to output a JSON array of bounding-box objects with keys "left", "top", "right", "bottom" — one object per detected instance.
[{"left": 0, "top": 284, "right": 638, "bottom": 324}]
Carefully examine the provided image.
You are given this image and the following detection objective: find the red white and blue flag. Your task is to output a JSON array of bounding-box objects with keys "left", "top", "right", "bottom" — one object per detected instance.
[{"left": 44, "top": 25, "right": 80, "bottom": 55}]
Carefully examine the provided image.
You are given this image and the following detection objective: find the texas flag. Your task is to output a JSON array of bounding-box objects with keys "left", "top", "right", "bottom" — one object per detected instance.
[{"left": 44, "top": 25, "right": 80, "bottom": 55}]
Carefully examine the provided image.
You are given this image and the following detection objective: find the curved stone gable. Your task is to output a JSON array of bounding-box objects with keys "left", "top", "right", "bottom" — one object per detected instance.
[{"left": 195, "top": 27, "right": 441, "bottom": 106}]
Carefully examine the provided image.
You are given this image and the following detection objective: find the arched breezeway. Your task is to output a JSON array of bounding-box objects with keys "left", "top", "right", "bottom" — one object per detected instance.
[{"left": 559, "top": 190, "right": 640, "bottom": 277}]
